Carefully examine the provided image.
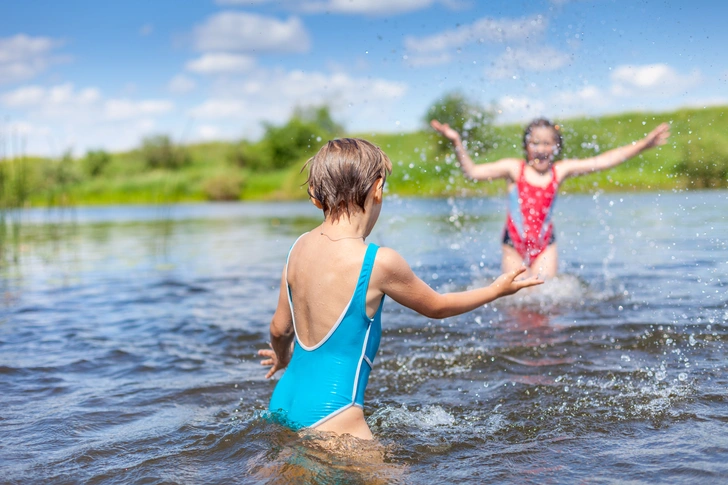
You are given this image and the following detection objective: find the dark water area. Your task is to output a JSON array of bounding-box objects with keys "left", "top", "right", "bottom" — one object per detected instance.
[{"left": 1, "top": 191, "right": 727, "bottom": 484}]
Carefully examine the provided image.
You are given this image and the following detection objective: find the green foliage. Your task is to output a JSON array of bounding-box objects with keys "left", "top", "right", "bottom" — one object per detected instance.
[
  {"left": 424, "top": 91, "right": 496, "bottom": 155},
  {"left": 42, "top": 151, "right": 81, "bottom": 206},
  {"left": 255, "top": 105, "right": 342, "bottom": 171},
  {"left": 226, "top": 140, "right": 268, "bottom": 171},
  {"left": 140, "top": 135, "right": 191, "bottom": 170},
  {"left": 0, "top": 157, "right": 33, "bottom": 208},
  {"left": 202, "top": 172, "right": 244, "bottom": 201},
  {"left": 674, "top": 136, "right": 728, "bottom": 188},
  {"left": 83, "top": 149, "right": 111, "bottom": 177},
  {"left": 7, "top": 105, "right": 728, "bottom": 207},
  {"left": 226, "top": 105, "right": 344, "bottom": 172},
  {"left": 44, "top": 151, "right": 80, "bottom": 187}
]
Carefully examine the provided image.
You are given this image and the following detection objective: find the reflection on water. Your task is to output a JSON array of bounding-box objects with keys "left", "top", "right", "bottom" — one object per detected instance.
[{"left": 1, "top": 192, "right": 727, "bottom": 484}]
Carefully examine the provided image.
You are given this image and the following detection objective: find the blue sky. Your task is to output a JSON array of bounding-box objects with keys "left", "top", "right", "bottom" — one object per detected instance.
[{"left": 1, "top": 0, "right": 726, "bottom": 156}]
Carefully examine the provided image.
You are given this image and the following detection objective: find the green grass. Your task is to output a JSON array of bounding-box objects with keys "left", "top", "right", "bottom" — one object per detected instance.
[{"left": 3, "top": 105, "right": 727, "bottom": 208}]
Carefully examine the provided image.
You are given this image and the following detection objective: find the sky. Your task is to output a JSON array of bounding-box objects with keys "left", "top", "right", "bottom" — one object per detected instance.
[{"left": 1, "top": 0, "right": 726, "bottom": 157}]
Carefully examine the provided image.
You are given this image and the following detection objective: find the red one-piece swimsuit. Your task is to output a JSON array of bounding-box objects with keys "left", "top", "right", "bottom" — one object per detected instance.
[{"left": 503, "top": 161, "right": 559, "bottom": 265}]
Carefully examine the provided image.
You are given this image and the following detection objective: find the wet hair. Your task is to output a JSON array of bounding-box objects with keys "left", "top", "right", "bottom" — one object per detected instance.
[
  {"left": 304, "top": 138, "right": 392, "bottom": 222},
  {"left": 522, "top": 118, "right": 563, "bottom": 156}
]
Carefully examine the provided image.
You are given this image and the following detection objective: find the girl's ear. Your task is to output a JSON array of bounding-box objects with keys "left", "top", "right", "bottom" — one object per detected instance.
[
  {"left": 373, "top": 177, "right": 384, "bottom": 203},
  {"left": 308, "top": 186, "right": 324, "bottom": 209}
]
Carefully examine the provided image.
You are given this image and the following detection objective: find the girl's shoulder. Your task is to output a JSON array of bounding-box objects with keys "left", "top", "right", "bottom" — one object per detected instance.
[{"left": 496, "top": 158, "right": 525, "bottom": 180}]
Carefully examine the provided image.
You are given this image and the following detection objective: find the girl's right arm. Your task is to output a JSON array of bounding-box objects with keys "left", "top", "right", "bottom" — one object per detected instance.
[
  {"left": 258, "top": 269, "right": 295, "bottom": 379},
  {"left": 373, "top": 248, "right": 542, "bottom": 319},
  {"left": 430, "top": 119, "right": 519, "bottom": 182}
]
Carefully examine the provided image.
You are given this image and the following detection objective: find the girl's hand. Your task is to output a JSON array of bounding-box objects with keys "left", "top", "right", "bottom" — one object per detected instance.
[
  {"left": 258, "top": 343, "right": 289, "bottom": 379},
  {"left": 492, "top": 267, "right": 543, "bottom": 297},
  {"left": 643, "top": 122, "right": 671, "bottom": 149},
  {"left": 430, "top": 119, "right": 462, "bottom": 143}
]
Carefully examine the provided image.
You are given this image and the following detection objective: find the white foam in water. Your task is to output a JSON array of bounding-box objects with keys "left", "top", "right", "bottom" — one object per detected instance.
[
  {"left": 465, "top": 271, "right": 624, "bottom": 312},
  {"left": 509, "top": 273, "right": 590, "bottom": 308},
  {"left": 371, "top": 404, "right": 455, "bottom": 429}
]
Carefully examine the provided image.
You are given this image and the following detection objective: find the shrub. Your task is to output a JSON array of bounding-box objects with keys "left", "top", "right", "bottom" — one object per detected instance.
[
  {"left": 226, "top": 140, "right": 269, "bottom": 171},
  {"left": 675, "top": 137, "right": 728, "bottom": 188},
  {"left": 140, "top": 135, "right": 191, "bottom": 170},
  {"left": 257, "top": 105, "right": 343, "bottom": 171},
  {"left": 202, "top": 172, "right": 244, "bottom": 201},
  {"left": 83, "top": 149, "right": 111, "bottom": 177}
]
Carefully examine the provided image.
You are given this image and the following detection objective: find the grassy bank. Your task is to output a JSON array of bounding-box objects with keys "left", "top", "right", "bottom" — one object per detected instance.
[{"left": 2, "top": 105, "right": 727, "bottom": 208}]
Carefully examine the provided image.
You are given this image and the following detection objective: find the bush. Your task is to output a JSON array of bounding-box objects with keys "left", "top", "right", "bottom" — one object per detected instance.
[
  {"left": 226, "top": 140, "right": 268, "bottom": 171},
  {"left": 258, "top": 105, "right": 343, "bottom": 171},
  {"left": 262, "top": 118, "right": 327, "bottom": 170},
  {"left": 675, "top": 137, "right": 728, "bottom": 188},
  {"left": 202, "top": 172, "right": 244, "bottom": 201},
  {"left": 83, "top": 149, "right": 111, "bottom": 177},
  {"left": 424, "top": 91, "right": 496, "bottom": 154},
  {"left": 140, "top": 135, "right": 191, "bottom": 170}
]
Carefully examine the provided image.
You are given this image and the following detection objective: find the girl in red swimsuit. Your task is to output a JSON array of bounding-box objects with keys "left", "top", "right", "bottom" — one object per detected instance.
[{"left": 431, "top": 118, "right": 670, "bottom": 278}]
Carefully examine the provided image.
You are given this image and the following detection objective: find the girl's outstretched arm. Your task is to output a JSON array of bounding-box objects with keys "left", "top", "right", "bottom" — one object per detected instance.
[
  {"left": 430, "top": 119, "right": 519, "bottom": 182},
  {"left": 373, "top": 247, "right": 542, "bottom": 320},
  {"left": 558, "top": 122, "right": 670, "bottom": 179},
  {"left": 258, "top": 269, "right": 295, "bottom": 379}
]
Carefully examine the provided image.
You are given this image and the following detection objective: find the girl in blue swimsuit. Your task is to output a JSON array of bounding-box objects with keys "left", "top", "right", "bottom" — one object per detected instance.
[{"left": 258, "top": 138, "right": 542, "bottom": 440}]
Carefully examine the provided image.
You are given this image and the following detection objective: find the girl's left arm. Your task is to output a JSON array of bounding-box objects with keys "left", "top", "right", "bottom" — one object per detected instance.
[{"left": 558, "top": 122, "right": 670, "bottom": 179}]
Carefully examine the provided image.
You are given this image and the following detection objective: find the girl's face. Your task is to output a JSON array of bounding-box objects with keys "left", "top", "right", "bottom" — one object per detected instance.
[{"left": 525, "top": 126, "right": 559, "bottom": 170}]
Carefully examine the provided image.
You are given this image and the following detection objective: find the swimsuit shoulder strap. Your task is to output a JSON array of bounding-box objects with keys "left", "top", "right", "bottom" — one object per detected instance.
[
  {"left": 519, "top": 160, "right": 527, "bottom": 180},
  {"left": 284, "top": 233, "right": 308, "bottom": 326},
  {"left": 355, "top": 243, "right": 379, "bottom": 316},
  {"left": 285, "top": 232, "right": 307, "bottom": 285}
]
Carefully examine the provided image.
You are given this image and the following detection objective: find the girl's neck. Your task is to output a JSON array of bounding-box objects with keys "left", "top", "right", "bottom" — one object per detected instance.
[
  {"left": 320, "top": 214, "right": 368, "bottom": 240},
  {"left": 526, "top": 159, "right": 552, "bottom": 175}
]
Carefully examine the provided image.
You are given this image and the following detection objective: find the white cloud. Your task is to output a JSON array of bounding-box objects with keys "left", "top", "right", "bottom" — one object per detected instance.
[
  {"left": 496, "top": 95, "right": 547, "bottom": 123},
  {"left": 1, "top": 83, "right": 100, "bottom": 109},
  {"left": 197, "top": 125, "right": 222, "bottom": 140},
  {"left": 610, "top": 64, "right": 701, "bottom": 97},
  {"left": 104, "top": 99, "right": 174, "bottom": 121},
  {"left": 186, "top": 53, "right": 256, "bottom": 74},
  {"left": 139, "top": 24, "right": 154, "bottom": 36},
  {"left": 187, "top": 67, "right": 408, "bottom": 139},
  {"left": 404, "top": 15, "right": 546, "bottom": 55},
  {"left": 0, "top": 34, "right": 67, "bottom": 85},
  {"left": 190, "top": 99, "right": 249, "bottom": 119},
  {"left": 1, "top": 83, "right": 178, "bottom": 155},
  {"left": 299, "top": 0, "right": 436, "bottom": 15},
  {"left": 404, "top": 52, "right": 452, "bottom": 67},
  {"left": 168, "top": 74, "right": 197, "bottom": 94},
  {"left": 193, "top": 68, "right": 407, "bottom": 117},
  {"left": 214, "top": 0, "right": 461, "bottom": 14},
  {"left": 486, "top": 46, "right": 571, "bottom": 79},
  {"left": 193, "top": 11, "right": 310, "bottom": 53}
]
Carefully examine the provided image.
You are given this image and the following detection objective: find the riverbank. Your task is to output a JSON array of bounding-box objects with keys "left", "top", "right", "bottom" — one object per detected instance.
[{"left": 2, "top": 105, "right": 726, "bottom": 208}]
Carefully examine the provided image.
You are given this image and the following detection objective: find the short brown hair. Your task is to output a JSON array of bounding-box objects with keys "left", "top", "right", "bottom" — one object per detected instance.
[{"left": 304, "top": 138, "right": 392, "bottom": 221}]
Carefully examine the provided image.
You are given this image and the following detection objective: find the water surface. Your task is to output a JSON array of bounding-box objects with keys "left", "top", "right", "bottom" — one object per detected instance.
[{"left": 1, "top": 191, "right": 727, "bottom": 484}]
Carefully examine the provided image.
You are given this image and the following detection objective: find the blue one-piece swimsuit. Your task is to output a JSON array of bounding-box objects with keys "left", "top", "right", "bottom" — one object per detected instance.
[{"left": 268, "top": 239, "right": 384, "bottom": 430}]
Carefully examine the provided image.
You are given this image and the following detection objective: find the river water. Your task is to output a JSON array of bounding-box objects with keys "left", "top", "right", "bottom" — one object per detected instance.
[{"left": 1, "top": 191, "right": 727, "bottom": 484}]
